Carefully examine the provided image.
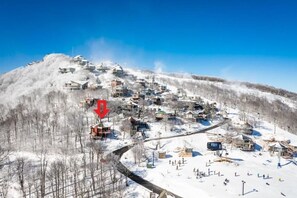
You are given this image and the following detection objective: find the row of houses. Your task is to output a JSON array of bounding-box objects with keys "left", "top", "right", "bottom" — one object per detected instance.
[{"left": 64, "top": 81, "right": 102, "bottom": 91}]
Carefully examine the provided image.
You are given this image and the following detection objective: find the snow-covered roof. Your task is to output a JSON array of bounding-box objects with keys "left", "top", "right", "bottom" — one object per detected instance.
[
  {"left": 268, "top": 142, "right": 283, "bottom": 149},
  {"left": 68, "top": 80, "right": 88, "bottom": 85}
]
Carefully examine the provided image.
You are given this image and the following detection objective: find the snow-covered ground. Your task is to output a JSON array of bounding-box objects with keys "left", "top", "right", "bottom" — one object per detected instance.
[
  {"left": 1, "top": 54, "right": 297, "bottom": 198},
  {"left": 121, "top": 115, "right": 297, "bottom": 198}
]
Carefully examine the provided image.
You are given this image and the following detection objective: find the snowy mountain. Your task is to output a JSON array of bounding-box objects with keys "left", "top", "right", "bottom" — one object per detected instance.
[
  {"left": 0, "top": 53, "right": 295, "bottom": 108},
  {"left": 1, "top": 53, "right": 297, "bottom": 198},
  {"left": 1, "top": 53, "right": 295, "bottom": 133}
]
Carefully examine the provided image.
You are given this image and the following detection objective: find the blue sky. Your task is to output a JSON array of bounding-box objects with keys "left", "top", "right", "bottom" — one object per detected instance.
[{"left": 0, "top": 0, "right": 297, "bottom": 92}]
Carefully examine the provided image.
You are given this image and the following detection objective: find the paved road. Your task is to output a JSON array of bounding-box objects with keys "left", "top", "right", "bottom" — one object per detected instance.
[{"left": 111, "top": 118, "right": 230, "bottom": 198}]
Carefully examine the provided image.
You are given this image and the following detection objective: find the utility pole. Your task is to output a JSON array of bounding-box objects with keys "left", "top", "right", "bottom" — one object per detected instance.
[{"left": 242, "top": 180, "right": 246, "bottom": 196}]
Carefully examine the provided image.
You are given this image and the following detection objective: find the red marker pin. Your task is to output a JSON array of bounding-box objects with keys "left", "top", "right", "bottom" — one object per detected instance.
[{"left": 94, "top": 100, "right": 110, "bottom": 119}]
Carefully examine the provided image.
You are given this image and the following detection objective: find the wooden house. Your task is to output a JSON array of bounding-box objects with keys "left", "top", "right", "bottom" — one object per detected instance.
[
  {"left": 268, "top": 142, "right": 295, "bottom": 159},
  {"left": 185, "top": 111, "right": 194, "bottom": 119},
  {"left": 64, "top": 81, "right": 88, "bottom": 90},
  {"left": 90, "top": 123, "right": 111, "bottom": 140},
  {"left": 112, "top": 85, "right": 128, "bottom": 97},
  {"left": 232, "top": 134, "right": 254, "bottom": 151},
  {"left": 179, "top": 147, "right": 193, "bottom": 157},
  {"left": 158, "top": 150, "right": 166, "bottom": 159}
]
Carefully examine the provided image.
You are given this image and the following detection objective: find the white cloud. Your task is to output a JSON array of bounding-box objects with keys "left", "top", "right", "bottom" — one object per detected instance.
[
  {"left": 154, "top": 60, "right": 165, "bottom": 73},
  {"left": 74, "top": 37, "right": 146, "bottom": 68}
]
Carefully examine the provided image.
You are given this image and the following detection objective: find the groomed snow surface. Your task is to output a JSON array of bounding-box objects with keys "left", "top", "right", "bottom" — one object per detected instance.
[{"left": 122, "top": 116, "right": 297, "bottom": 198}]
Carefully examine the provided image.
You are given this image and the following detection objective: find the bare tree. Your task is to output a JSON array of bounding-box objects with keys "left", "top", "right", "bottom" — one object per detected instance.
[
  {"left": 0, "top": 145, "right": 10, "bottom": 168},
  {"left": 38, "top": 152, "right": 48, "bottom": 198},
  {"left": 15, "top": 157, "right": 27, "bottom": 197},
  {"left": 120, "top": 119, "right": 132, "bottom": 140}
]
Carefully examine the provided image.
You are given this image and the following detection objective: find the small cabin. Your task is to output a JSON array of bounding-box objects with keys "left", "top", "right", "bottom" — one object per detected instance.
[
  {"left": 90, "top": 123, "right": 111, "bottom": 140},
  {"left": 267, "top": 141, "right": 296, "bottom": 159},
  {"left": 185, "top": 111, "right": 194, "bottom": 119},
  {"left": 155, "top": 111, "right": 166, "bottom": 121},
  {"left": 179, "top": 147, "right": 193, "bottom": 157},
  {"left": 232, "top": 134, "right": 254, "bottom": 151},
  {"left": 207, "top": 142, "right": 223, "bottom": 151},
  {"left": 158, "top": 150, "right": 166, "bottom": 159}
]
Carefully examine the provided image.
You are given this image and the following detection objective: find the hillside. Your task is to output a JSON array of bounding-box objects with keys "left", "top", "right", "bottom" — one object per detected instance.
[
  {"left": 0, "top": 53, "right": 297, "bottom": 198},
  {"left": 0, "top": 53, "right": 296, "bottom": 133}
]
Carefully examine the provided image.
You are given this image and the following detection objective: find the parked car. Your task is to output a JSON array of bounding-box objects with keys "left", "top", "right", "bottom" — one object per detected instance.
[{"left": 207, "top": 142, "right": 223, "bottom": 151}]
